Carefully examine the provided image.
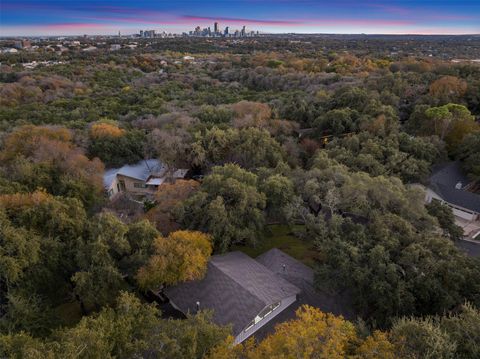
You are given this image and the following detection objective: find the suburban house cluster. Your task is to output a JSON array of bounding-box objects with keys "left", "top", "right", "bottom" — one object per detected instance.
[
  {"left": 426, "top": 161, "right": 480, "bottom": 239},
  {"left": 103, "top": 159, "right": 188, "bottom": 199}
]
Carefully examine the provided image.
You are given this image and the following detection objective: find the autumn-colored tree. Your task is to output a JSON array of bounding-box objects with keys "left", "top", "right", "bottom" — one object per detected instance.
[
  {"left": 230, "top": 101, "right": 272, "bottom": 128},
  {"left": 144, "top": 180, "right": 200, "bottom": 234},
  {"left": 136, "top": 230, "right": 212, "bottom": 289},
  {"left": 1, "top": 125, "right": 72, "bottom": 161},
  {"left": 90, "top": 122, "right": 126, "bottom": 138},
  {"left": 0, "top": 125, "right": 104, "bottom": 209},
  {"left": 429, "top": 76, "right": 467, "bottom": 104},
  {"left": 207, "top": 305, "right": 395, "bottom": 359}
]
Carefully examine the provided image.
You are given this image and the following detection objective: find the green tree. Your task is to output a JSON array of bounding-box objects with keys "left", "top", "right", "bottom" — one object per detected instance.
[
  {"left": 191, "top": 127, "right": 285, "bottom": 170},
  {"left": 1, "top": 292, "right": 230, "bottom": 359},
  {"left": 426, "top": 200, "right": 463, "bottom": 241},
  {"left": 391, "top": 304, "right": 480, "bottom": 359},
  {"left": 196, "top": 105, "right": 234, "bottom": 125},
  {"left": 391, "top": 317, "right": 457, "bottom": 359},
  {"left": 178, "top": 164, "right": 266, "bottom": 251},
  {"left": 88, "top": 128, "right": 146, "bottom": 168},
  {"left": 260, "top": 174, "right": 294, "bottom": 221},
  {"left": 425, "top": 104, "right": 478, "bottom": 151},
  {"left": 314, "top": 108, "right": 359, "bottom": 136},
  {"left": 455, "top": 133, "right": 480, "bottom": 182}
]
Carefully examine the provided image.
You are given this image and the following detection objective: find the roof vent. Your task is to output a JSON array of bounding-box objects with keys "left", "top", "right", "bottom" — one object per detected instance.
[
  {"left": 196, "top": 301, "right": 200, "bottom": 312},
  {"left": 455, "top": 182, "right": 462, "bottom": 190}
]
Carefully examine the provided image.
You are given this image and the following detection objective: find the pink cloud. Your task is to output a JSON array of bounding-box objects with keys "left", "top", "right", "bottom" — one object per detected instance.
[
  {"left": 368, "top": 3, "right": 475, "bottom": 21},
  {"left": 79, "top": 16, "right": 180, "bottom": 25},
  {"left": 181, "top": 15, "right": 301, "bottom": 26},
  {"left": 303, "top": 19, "right": 415, "bottom": 27},
  {"left": 43, "top": 22, "right": 108, "bottom": 30}
]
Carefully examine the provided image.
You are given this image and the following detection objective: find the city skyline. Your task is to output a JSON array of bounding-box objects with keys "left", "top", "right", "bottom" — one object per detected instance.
[{"left": 1, "top": 0, "right": 480, "bottom": 36}]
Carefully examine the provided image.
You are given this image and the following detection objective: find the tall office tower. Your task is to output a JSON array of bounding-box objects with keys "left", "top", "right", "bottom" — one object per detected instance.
[
  {"left": 140, "top": 30, "right": 144, "bottom": 37},
  {"left": 214, "top": 22, "right": 219, "bottom": 33},
  {"left": 241, "top": 26, "right": 246, "bottom": 37},
  {"left": 224, "top": 26, "right": 229, "bottom": 35}
]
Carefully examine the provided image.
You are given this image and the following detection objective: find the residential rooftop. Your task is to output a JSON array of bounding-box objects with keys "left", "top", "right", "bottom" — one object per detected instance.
[{"left": 429, "top": 161, "right": 480, "bottom": 213}]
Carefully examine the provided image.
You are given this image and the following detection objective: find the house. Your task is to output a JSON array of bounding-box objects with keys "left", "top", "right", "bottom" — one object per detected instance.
[
  {"left": 103, "top": 159, "right": 188, "bottom": 199},
  {"left": 250, "top": 248, "right": 354, "bottom": 340},
  {"left": 165, "top": 251, "right": 300, "bottom": 344},
  {"left": 165, "top": 249, "right": 354, "bottom": 344},
  {"left": 426, "top": 162, "right": 480, "bottom": 221}
]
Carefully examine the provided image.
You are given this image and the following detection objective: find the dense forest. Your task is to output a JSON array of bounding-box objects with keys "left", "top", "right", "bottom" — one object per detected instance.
[{"left": 1, "top": 36, "right": 480, "bottom": 358}]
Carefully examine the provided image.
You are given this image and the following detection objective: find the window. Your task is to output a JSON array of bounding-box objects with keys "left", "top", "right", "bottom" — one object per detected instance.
[
  {"left": 134, "top": 182, "right": 146, "bottom": 188},
  {"left": 244, "top": 301, "right": 281, "bottom": 332}
]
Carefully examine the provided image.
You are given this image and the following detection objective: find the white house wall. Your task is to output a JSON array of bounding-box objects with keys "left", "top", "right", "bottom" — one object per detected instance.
[
  {"left": 234, "top": 295, "right": 297, "bottom": 344},
  {"left": 451, "top": 207, "right": 475, "bottom": 221},
  {"left": 107, "top": 177, "right": 119, "bottom": 198}
]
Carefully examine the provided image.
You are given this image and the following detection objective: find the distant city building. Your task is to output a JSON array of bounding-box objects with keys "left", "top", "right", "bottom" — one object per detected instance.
[
  {"left": 13, "top": 40, "right": 31, "bottom": 49},
  {"left": 138, "top": 29, "right": 156, "bottom": 38},
  {"left": 187, "top": 22, "right": 254, "bottom": 38}
]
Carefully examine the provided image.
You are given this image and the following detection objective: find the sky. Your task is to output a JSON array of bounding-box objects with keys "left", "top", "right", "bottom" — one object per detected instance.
[{"left": 1, "top": 0, "right": 479, "bottom": 36}]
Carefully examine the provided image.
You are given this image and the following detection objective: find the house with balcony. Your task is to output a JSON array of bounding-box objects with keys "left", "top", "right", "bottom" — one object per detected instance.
[{"left": 103, "top": 159, "right": 188, "bottom": 199}]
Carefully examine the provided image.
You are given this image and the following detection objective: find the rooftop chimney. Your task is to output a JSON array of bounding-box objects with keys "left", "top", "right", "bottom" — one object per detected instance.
[
  {"left": 196, "top": 301, "right": 200, "bottom": 312},
  {"left": 455, "top": 182, "right": 462, "bottom": 190}
]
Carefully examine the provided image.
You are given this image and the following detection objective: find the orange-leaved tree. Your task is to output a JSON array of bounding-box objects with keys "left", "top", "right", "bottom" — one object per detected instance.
[
  {"left": 136, "top": 230, "right": 212, "bottom": 290},
  {"left": 90, "top": 122, "right": 126, "bottom": 138},
  {"left": 0, "top": 125, "right": 104, "bottom": 209},
  {"left": 207, "top": 305, "right": 396, "bottom": 359},
  {"left": 144, "top": 179, "right": 200, "bottom": 234}
]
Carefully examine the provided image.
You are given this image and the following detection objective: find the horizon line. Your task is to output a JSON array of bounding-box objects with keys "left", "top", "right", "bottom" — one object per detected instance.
[{"left": 2, "top": 32, "right": 480, "bottom": 38}]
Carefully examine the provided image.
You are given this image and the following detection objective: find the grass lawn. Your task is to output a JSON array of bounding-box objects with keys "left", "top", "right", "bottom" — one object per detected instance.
[{"left": 232, "top": 224, "right": 317, "bottom": 267}]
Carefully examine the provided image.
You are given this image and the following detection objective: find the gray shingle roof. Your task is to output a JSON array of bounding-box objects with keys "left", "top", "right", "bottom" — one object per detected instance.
[
  {"left": 103, "top": 159, "right": 164, "bottom": 188},
  {"left": 429, "top": 162, "right": 480, "bottom": 213},
  {"left": 455, "top": 240, "right": 480, "bottom": 257},
  {"left": 430, "top": 161, "right": 470, "bottom": 188},
  {"left": 256, "top": 248, "right": 314, "bottom": 284},
  {"left": 164, "top": 251, "right": 300, "bottom": 335}
]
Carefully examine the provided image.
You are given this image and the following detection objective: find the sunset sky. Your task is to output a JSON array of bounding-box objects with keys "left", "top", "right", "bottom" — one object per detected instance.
[{"left": 1, "top": 0, "right": 479, "bottom": 36}]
